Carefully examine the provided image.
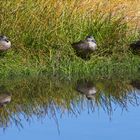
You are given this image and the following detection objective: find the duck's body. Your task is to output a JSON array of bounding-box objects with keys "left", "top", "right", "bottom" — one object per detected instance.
[
  {"left": 0, "top": 35, "right": 11, "bottom": 51},
  {"left": 130, "top": 40, "right": 140, "bottom": 52},
  {"left": 72, "top": 36, "right": 97, "bottom": 60}
]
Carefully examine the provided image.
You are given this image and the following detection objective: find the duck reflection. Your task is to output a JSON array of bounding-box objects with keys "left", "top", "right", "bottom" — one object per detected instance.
[
  {"left": 130, "top": 80, "right": 140, "bottom": 90},
  {"left": 0, "top": 86, "right": 11, "bottom": 108},
  {"left": 76, "top": 79, "right": 97, "bottom": 100}
]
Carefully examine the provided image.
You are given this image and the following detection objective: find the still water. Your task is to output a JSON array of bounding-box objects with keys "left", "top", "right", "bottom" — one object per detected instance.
[{"left": 0, "top": 76, "right": 140, "bottom": 140}]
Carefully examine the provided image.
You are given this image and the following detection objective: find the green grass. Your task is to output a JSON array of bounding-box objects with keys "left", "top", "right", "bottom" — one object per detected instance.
[{"left": 0, "top": 0, "right": 140, "bottom": 79}]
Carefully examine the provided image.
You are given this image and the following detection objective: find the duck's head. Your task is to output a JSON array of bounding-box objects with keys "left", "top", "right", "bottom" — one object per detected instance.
[
  {"left": 0, "top": 35, "right": 11, "bottom": 50},
  {"left": 0, "top": 35, "right": 10, "bottom": 43},
  {"left": 85, "top": 35, "right": 96, "bottom": 43}
]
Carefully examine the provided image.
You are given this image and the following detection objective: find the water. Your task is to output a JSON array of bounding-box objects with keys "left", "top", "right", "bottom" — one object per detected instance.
[{"left": 0, "top": 76, "right": 140, "bottom": 140}]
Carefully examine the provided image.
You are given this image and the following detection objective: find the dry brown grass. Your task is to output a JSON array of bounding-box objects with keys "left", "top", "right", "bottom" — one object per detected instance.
[
  {"left": 33, "top": 0, "right": 140, "bottom": 28},
  {"left": 25, "top": 0, "right": 140, "bottom": 32},
  {"left": 70, "top": 0, "right": 140, "bottom": 27}
]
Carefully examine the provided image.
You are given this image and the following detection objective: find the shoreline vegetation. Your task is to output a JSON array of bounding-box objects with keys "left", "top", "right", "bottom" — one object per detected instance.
[{"left": 0, "top": 0, "right": 140, "bottom": 79}]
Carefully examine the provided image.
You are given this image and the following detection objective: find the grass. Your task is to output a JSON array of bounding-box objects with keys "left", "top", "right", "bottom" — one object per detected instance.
[{"left": 0, "top": 0, "right": 140, "bottom": 78}]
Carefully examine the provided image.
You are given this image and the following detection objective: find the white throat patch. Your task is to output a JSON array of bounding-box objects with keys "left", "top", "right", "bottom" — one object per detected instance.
[{"left": 0, "top": 41, "right": 11, "bottom": 50}]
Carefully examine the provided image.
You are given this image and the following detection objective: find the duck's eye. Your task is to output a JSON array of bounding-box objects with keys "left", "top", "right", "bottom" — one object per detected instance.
[{"left": 4, "top": 39, "right": 9, "bottom": 43}]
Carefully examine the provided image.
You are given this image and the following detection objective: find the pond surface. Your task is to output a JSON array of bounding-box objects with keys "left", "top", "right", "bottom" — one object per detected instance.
[{"left": 0, "top": 76, "right": 140, "bottom": 140}]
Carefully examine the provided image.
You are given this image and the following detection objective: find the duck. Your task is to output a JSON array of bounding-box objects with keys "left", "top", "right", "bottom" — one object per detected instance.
[
  {"left": 130, "top": 40, "right": 140, "bottom": 53},
  {"left": 71, "top": 35, "right": 97, "bottom": 60},
  {"left": 0, "top": 35, "right": 11, "bottom": 51}
]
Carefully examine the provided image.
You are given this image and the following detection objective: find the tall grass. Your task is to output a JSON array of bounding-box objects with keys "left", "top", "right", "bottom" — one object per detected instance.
[{"left": 0, "top": 0, "right": 140, "bottom": 78}]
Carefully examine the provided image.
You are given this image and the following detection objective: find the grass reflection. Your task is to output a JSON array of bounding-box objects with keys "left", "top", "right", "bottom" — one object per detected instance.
[{"left": 0, "top": 76, "right": 140, "bottom": 129}]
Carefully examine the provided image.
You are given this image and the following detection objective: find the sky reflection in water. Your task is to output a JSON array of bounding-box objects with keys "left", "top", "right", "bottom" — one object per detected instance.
[{"left": 0, "top": 76, "right": 140, "bottom": 140}]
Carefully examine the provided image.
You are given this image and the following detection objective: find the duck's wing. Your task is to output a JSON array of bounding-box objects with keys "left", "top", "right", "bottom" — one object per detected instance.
[{"left": 72, "top": 40, "right": 89, "bottom": 50}]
